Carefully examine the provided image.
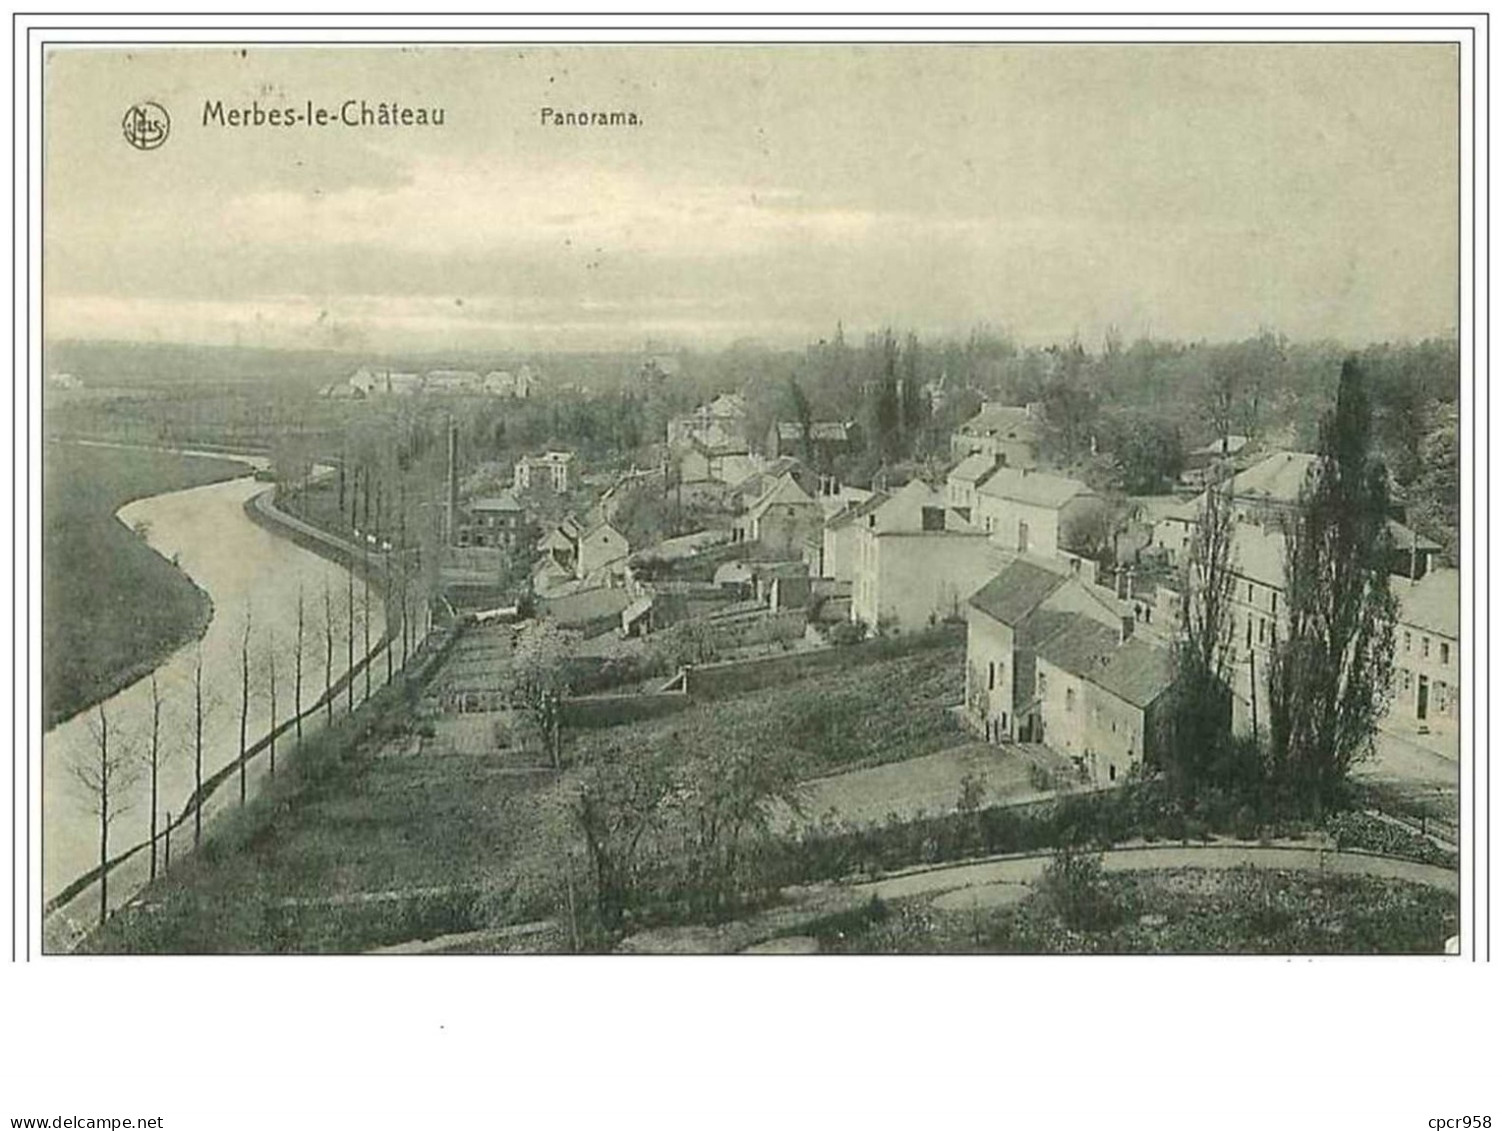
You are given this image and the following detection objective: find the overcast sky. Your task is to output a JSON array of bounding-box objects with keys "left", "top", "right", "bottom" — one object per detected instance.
[{"left": 44, "top": 44, "right": 1458, "bottom": 353}]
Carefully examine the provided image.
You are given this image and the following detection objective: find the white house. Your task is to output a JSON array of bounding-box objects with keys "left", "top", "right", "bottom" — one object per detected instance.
[
  {"left": 849, "top": 481, "right": 996, "bottom": 633},
  {"left": 515, "top": 451, "right": 575, "bottom": 493},
  {"left": 974, "top": 467, "right": 1102, "bottom": 560}
]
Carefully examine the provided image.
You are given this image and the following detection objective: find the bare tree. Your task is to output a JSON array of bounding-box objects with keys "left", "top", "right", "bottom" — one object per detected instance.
[
  {"left": 73, "top": 704, "right": 139, "bottom": 927},
  {"left": 346, "top": 563, "right": 356, "bottom": 714},
  {"left": 141, "top": 672, "right": 172, "bottom": 882},
  {"left": 362, "top": 564, "right": 373, "bottom": 702},
  {"left": 193, "top": 641, "right": 206, "bottom": 848},
  {"left": 293, "top": 582, "right": 306, "bottom": 744},
  {"left": 239, "top": 603, "right": 252, "bottom": 806},
  {"left": 323, "top": 574, "right": 336, "bottom": 723},
  {"left": 266, "top": 627, "right": 279, "bottom": 777}
]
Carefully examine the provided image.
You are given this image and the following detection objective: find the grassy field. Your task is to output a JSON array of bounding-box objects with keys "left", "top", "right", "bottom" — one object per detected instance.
[
  {"left": 564, "top": 640, "right": 967, "bottom": 780},
  {"left": 87, "top": 641, "right": 967, "bottom": 953},
  {"left": 43, "top": 442, "right": 250, "bottom": 729},
  {"left": 815, "top": 866, "right": 1458, "bottom": 955}
]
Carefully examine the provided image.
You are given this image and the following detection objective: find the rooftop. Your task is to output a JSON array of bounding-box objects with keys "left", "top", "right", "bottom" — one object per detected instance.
[
  {"left": 968, "top": 559, "right": 1071, "bottom": 626},
  {"left": 949, "top": 452, "right": 1002, "bottom": 484},
  {"left": 1220, "top": 450, "right": 1319, "bottom": 505},
  {"left": 1397, "top": 566, "right": 1459, "bottom": 639},
  {"left": 1190, "top": 434, "right": 1251, "bottom": 457},
  {"left": 1036, "top": 615, "right": 1122, "bottom": 681},
  {"left": 977, "top": 466, "right": 1094, "bottom": 509},
  {"left": 1094, "top": 637, "right": 1176, "bottom": 708},
  {"left": 958, "top": 402, "right": 1038, "bottom": 439},
  {"left": 467, "top": 492, "right": 523, "bottom": 513}
]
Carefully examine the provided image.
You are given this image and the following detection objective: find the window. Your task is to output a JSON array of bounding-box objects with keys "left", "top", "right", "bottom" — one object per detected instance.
[
  {"left": 1258, "top": 618, "right": 1267, "bottom": 644},
  {"left": 1018, "top": 520, "right": 1030, "bottom": 553},
  {"left": 1441, "top": 642, "right": 1450, "bottom": 666},
  {"left": 1037, "top": 671, "right": 1047, "bottom": 696},
  {"left": 1401, "top": 669, "right": 1413, "bottom": 692},
  {"left": 1404, "top": 632, "right": 1412, "bottom": 652},
  {"left": 1246, "top": 618, "right": 1253, "bottom": 649},
  {"left": 1422, "top": 636, "right": 1431, "bottom": 659},
  {"left": 1066, "top": 687, "right": 1076, "bottom": 713},
  {"left": 1247, "top": 582, "right": 1254, "bottom": 602},
  {"left": 988, "top": 662, "right": 996, "bottom": 690},
  {"left": 1272, "top": 591, "right": 1277, "bottom": 615}
]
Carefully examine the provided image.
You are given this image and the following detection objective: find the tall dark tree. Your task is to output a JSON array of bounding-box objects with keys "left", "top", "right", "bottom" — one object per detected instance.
[
  {"left": 1266, "top": 357, "right": 1398, "bottom": 811},
  {"left": 1157, "top": 479, "right": 1238, "bottom": 795}
]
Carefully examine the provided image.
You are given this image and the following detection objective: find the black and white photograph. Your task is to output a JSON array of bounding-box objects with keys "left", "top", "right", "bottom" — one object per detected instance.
[
  {"left": 4, "top": 13, "right": 1495, "bottom": 1130},
  {"left": 33, "top": 40, "right": 1467, "bottom": 956}
]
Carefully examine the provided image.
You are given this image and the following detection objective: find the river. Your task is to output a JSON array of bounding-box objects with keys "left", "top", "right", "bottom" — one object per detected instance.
[{"left": 42, "top": 460, "right": 395, "bottom": 946}]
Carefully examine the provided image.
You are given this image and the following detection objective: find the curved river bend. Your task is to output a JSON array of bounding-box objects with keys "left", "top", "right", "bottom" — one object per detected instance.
[{"left": 43, "top": 467, "right": 390, "bottom": 942}]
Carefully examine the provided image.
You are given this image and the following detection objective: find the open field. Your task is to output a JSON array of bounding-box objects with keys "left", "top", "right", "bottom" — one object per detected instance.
[
  {"left": 816, "top": 865, "right": 1458, "bottom": 955},
  {"left": 42, "top": 441, "right": 250, "bottom": 729},
  {"left": 564, "top": 639, "right": 967, "bottom": 778},
  {"left": 87, "top": 638, "right": 967, "bottom": 952}
]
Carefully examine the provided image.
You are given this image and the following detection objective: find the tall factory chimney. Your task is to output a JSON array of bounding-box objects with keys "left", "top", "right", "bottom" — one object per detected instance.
[{"left": 445, "top": 418, "right": 459, "bottom": 546}]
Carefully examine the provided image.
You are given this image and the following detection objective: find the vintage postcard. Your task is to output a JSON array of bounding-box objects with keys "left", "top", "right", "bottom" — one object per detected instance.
[{"left": 34, "top": 40, "right": 1465, "bottom": 959}]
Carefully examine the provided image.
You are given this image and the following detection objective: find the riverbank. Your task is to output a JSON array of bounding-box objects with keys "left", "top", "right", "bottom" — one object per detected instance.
[
  {"left": 42, "top": 471, "right": 393, "bottom": 939},
  {"left": 42, "top": 441, "right": 253, "bottom": 729}
]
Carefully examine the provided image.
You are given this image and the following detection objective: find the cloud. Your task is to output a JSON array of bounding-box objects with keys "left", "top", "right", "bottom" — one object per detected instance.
[{"left": 213, "top": 154, "right": 900, "bottom": 261}]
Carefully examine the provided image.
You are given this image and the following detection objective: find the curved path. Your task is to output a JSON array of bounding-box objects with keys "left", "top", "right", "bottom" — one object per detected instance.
[
  {"left": 855, "top": 840, "right": 1459, "bottom": 905},
  {"left": 610, "top": 839, "right": 1458, "bottom": 955}
]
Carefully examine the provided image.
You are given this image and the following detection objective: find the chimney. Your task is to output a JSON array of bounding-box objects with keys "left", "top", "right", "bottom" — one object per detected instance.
[{"left": 1124, "top": 566, "right": 1135, "bottom": 602}]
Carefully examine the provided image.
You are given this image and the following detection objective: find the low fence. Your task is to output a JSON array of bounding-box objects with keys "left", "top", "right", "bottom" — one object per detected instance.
[
  {"left": 562, "top": 690, "right": 693, "bottom": 729},
  {"left": 684, "top": 623, "right": 963, "bottom": 701}
]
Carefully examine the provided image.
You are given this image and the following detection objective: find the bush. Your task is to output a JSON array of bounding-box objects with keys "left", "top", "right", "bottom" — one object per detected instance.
[
  {"left": 825, "top": 620, "right": 869, "bottom": 647},
  {"left": 1037, "top": 846, "right": 1121, "bottom": 932}
]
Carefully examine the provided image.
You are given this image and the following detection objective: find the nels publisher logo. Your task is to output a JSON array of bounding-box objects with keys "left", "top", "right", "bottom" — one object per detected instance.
[{"left": 122, "top": 101, "right": 170, "bottom": 150}]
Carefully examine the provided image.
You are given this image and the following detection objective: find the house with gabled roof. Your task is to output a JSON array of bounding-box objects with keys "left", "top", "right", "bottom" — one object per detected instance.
[
  {"left": 455, "top": 490, "right": 525, "bottom": 549},
  {"left": 849, "top": 481, "right": 997, "bottom": 633},
  {"left": 575, "top": 521, "right": 630, "bottom": 580},
  {"left": 1034, "top": 617, "right": 1174, "bottom": 783},
  {"left": 947, "top": 452, "right": 1004, "bottom": 519},
  {"left": 734, "top": 471, "right": 822, "bottom": 559},
  {"left": 974, "top": 466, "right": 1102, "bottom": 560},
  {"left": 950, "top": 402, "right": 1040, "bottom": 466},
  {"left": 965, "top": 557, "right": 1131, "bottom": 745}
]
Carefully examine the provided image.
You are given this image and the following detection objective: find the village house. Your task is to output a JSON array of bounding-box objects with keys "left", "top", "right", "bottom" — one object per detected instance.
[
  {"left": 425, "top": 369, "right": 484, "bottom": 395},
  {"left": 481, "top": 364, "right": 538, "bottom": 398},
  {"left": 849, "top": 480, "right": 996, "bottom": 633},
  {"left": 820, "top": 491, "right": 889, "bottom": 583},
  {"left": 973, "top": 466, "right": 1103, "bottom": 560},
  {"left": 453, "top": 490, "right": 525, "bottom": 549},
  {"left": 575, "top": 520, "right": 630, "bottom": 580},
  {"left": 514, "top": 450, "right": 575, "bottom": 493},
  {"left": 1159, "top": 520, "right": 1458, "bottom": 747},
  {"left": 946, "top": 452, "right": 1003, "bottom": 520},
  {"left": 766, "top": 419, "right": 854, "bottom": 462},
  {"left": 734, "top": 471, "right": 823, "bottom": 559},
  {"left": 950, "top": 402, "right": 1041, "bottom": 467},
  {"left": 965, "top": 558, "right": 1131, "bottom": 746},
  {"left": 1393, "top": 566, "right": 1460, "bottom": 733},
  {"left": 667, "top": 392, "right": 748, "bottom": 448},
  {"left": 679, "top": 436, "right": 760, "bottom": 486},
  {"left": 537, "top": 516, "right": 584, "bottom": 573},
  {"left": 1036, "top": 624, "right": 1174, "bottom": 785}
]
